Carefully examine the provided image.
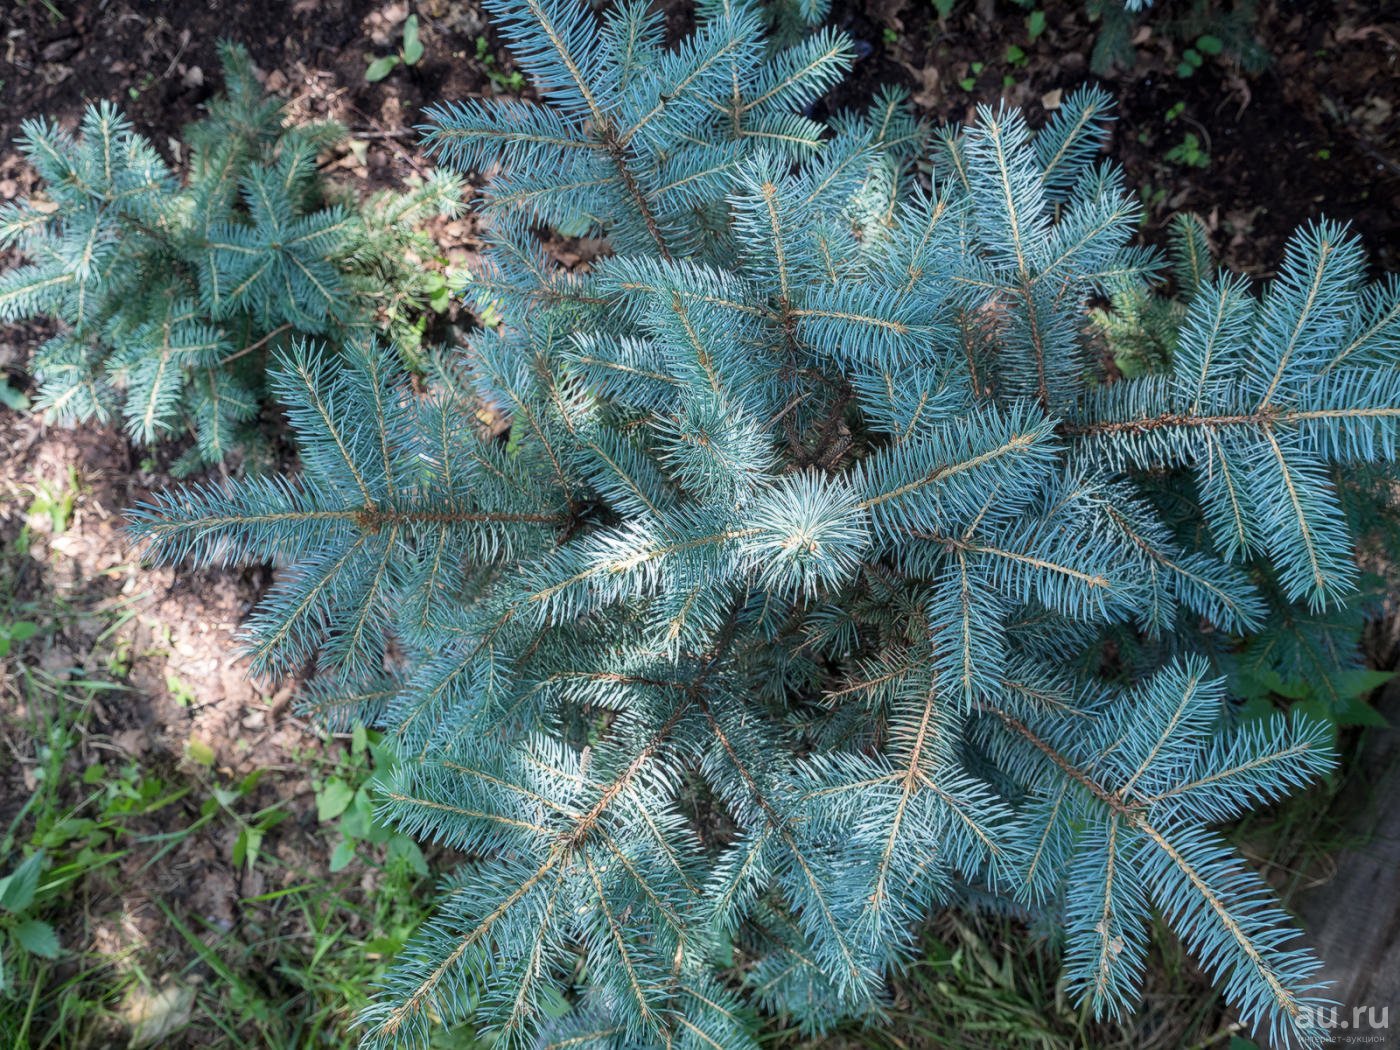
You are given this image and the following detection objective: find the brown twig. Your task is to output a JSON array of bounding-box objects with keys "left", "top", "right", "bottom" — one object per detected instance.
[{"left": 220, "top": 323, "right": 293, "bottom": 365}]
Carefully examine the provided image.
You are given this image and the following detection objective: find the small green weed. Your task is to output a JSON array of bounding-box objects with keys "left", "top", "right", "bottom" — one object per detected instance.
[
  {"left": 473, "top": 36, "right": 525, "bottom": 92},
  {"left": 1165, "top": 131, "right": 1211, "bottom": 168},
  {"left": 367, "top": 13, "right": 425, "bottom": 81},
  {"left": 1176, "top": 33, "right": 1224, "bottom": 77}
]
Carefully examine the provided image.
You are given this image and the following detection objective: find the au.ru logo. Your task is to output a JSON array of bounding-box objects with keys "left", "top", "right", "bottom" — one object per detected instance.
[{"left": 1298, "top": 1004, "right": 1390, "bottom": 1033}]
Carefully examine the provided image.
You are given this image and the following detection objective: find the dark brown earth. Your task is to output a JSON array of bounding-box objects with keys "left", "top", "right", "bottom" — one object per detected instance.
[
  {"left": 3, "top": 0, "right": 1396, "bottom": 273},
  {"left": 825, "top": 0, "right": 1399, "bottom": 274}
]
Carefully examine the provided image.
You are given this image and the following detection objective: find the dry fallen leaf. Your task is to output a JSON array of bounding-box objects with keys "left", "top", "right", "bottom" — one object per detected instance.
[
  {"left": 122, "top": 983, "right": 196, "bottom": 1049},
  {"left": 899, "top": 61, "right": 941, "bottom": 110}
]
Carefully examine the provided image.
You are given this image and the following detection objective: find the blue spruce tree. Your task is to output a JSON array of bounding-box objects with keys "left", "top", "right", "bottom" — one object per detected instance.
[
  {"left": 131, "top": 0, "right": 1399, "bottom": 1046},
  {"left": 0, "top": 43, "right": 463, "bottom": 472}
]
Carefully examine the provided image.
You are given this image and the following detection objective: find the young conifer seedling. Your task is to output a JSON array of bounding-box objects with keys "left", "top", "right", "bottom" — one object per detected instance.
[
  {"left": 131, "top": 0, "right": 1399, "bottom": 1046},
  {"left": 0, "top": 43, "right": 464, "bottom": 473}
]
